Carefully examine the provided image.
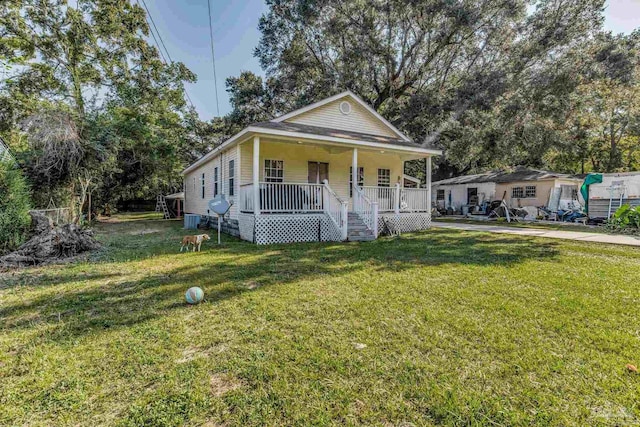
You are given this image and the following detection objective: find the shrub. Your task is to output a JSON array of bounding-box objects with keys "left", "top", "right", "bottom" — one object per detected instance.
[
  {"left": 605, "top": 204, "right": 640, "bottom": 234},
  {"left": 0, "top": 161, "right": 32, "bottom": 254}
]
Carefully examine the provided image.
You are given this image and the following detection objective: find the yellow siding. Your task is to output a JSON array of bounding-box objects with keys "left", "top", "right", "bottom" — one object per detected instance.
[
  {"left": 496, "top": 180, "right": 555, "bottom": 208},
  {"left": 240, "top": 140, "right": 253, "bottom": 187},
  {"left": 285, "top": 98, "right": 398, "bottom": 138},
  {"left": 183, "top": 145, "right": 240, "bottom": 219},
  {"left": 187, "top": 139, "right": 409, "bottom": 217},
  {"left": 253, "top": 140, "right": 404, "bottom": 203}
]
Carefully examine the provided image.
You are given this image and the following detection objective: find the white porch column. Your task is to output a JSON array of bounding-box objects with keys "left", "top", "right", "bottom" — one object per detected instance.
[
  {"left": 351, "top": 148, "right": 358, "bottom": 197},
  {"left": 340, "top": 201, "right": 348, "bottom": 240},
  {"left": 253, "top": 136, "right": 260, "bottom": 215},
  {"left": 426, "top": 156, "right": 432, "bottom": 212}
]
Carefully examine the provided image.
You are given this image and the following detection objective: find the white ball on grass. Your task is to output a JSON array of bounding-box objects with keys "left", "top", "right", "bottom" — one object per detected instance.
[{"left": 185, "top": 287, "right": 204, "bottom": 304}]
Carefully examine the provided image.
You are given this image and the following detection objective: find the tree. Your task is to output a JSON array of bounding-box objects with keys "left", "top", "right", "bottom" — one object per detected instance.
[
  {"left": 0, "top": 160, "right": 31, "bottom": 254},
  {"left": 248, "top": 0, "right": 606, "bottom": 177},
  {"left": 0, "top": 0, "right": 202, "bottom": 211}
]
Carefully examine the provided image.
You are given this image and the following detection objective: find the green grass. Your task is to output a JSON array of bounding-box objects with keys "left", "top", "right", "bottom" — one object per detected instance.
[{"left": 1, "top": 214, "right": 640, "bottom": 426}]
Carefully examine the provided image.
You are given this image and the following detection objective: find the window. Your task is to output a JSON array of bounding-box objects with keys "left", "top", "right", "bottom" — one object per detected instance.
[
  {"left": 228, "top": 160, "right": 235, "bottom": 196},
  {"left": 467, "top": 187, "right": 478, "bottom": 205},
  {"left": 561, "top": 185, "right": 578, "bottom": 200},
  {"left": 264, "top": 159, "right": 284, "bottom": 183},
  {"left": 377, "top": 168, "right": 391, "bottom": 187},
  {"left": 201, "top": 173, "right": 205, "bottom": 199},
  {"left": 511, "top": 187, "right": 524, "bottom": 198},
  {"left": 437, "top": 189, "right": 445, "bottom": 201},
  {"left": 349, "top": 166, "right": 364, "bottom": 196},
  {"left": 525, "top": 185, "right": 537, "bottom": 198},
  {"left": 213, "top": 167, "right": 219, "bottom": 196}
]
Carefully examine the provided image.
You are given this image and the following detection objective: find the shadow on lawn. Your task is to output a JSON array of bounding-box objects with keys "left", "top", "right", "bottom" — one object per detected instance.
[{"left": 1, "top": 228, "right": 559, "bottom": 343}]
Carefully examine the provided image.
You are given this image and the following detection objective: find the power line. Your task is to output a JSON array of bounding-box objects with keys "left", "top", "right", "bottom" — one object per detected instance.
[
  {"left": 136, "top": 0, "right": 196, "bottom": 111},
  {"left": 140, "top": 0, "right": 173, "bottom": 63},
  {"left": 140, "top": 10, "right": 167, "bottom": 63},
  {"left": 207, "top": 0, "right": 221, "bottom": 116}
]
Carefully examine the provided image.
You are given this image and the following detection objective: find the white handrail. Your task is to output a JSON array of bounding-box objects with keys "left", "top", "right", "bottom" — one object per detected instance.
[
  {"left": 259, "top": 182, "right": 324, "bottom": 213},
  {"left": 322, "top": 180, "right": 348, "bottom": 240},
  {"left": 400, "top": 188, "right": 430, "bottom": 212},
  {"left": 353, "top": 185, "right": 378, "bottom": 236},
  {"left": 240, "top": 183, "right": 254, "bottom": 212},
  {"left": 361, "top": 186, "right": 396, "bottom": 212},
  {"left": 241, "top": 183, "right": 430, "bottom": 215}
]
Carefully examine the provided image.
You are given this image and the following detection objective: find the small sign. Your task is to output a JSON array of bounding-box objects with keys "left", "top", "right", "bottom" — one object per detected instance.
[{"left": 209, "top": 195, "right": 231, "bottom": 215}]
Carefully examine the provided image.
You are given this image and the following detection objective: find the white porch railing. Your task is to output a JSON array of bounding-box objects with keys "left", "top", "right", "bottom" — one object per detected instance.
[
  {"left": 241, "top": 183, "right": 429, "bottom": 217},
  {"left": 353, "top": 185, "right": 378, "bottom": 236},
  {"left": 362, "top": 186, "right": 396, "bottom": 212},
  {"left": 248, "top": 182, "right": 325, "bottom": 213},
  {"left": 400, "top": 188, "right": 430, "bottom": 212},
  {"left": 322, "top": 180, "right": 348, "bottom": 240},
  {"left": 240, "top": 181, "right": 347, "bottom": 239},
  {"left": 240, "top": 183, "right": 255, "bottom": 212}
]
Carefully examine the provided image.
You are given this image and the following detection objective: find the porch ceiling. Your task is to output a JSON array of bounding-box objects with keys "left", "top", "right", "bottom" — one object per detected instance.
[{"left": 255, "top": 136, "right": 426, "bottom": 161}]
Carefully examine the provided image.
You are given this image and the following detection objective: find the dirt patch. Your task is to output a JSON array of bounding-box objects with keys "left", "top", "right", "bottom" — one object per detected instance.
[
  {"left": 239, "top": 281, "right": 261, "bottom": 290},
  {"left": 209, "top": 373, "right": 244, "bottom": 397},
  {"left": 176, "top": 345, "right": 228, "bottom": 364},
  {"left": 126, "top": 228, "right": 160, "bottom": 235}
]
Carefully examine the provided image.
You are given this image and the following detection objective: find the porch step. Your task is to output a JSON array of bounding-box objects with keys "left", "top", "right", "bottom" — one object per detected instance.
[{"left": 347, "top": 213, "right": 376, "bottom": 241}]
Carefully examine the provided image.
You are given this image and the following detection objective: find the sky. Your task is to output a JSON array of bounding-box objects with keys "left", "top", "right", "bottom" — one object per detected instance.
[{"left": 145, "top": 0, "right": 640, "bottom": 121}]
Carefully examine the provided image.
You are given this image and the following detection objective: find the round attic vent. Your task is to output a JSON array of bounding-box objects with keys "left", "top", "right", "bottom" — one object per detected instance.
[{"left": 339, "top": 101, "right": 352, "bottom": 115}]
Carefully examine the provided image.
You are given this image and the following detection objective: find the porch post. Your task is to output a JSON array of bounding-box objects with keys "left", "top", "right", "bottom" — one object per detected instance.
[
  {"left": 394, "top": 182, "right": 401, "bottom": 214},
  {"left": 340, "top": 201, "right": 348, "bottom": 240},
  {"left": 253, "top": 136, "right": 260, "bottom": 215},
  {"left": 372, "top": 202, "right": 379, "bottom": 237},
  {"left": 351, "top": 148, "right": 358, "bottom": 198},
  {"left": 426, "top": 156, "right": 432, "bottom": 212}
]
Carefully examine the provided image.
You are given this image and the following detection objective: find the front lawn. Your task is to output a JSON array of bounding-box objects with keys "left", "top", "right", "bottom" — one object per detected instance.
[{"left": 1, "top": 214, "right": 639, "bottom": 426}]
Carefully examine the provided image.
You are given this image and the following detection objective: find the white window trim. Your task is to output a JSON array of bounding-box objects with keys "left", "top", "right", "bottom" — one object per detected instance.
[
  {"left": 525, "top": 185, "right": 537, "bottom": 198},
  {"left": 264, "top": 159, "right": 285, "bottom": 183},
  {"left": 377, "top": 168, "right": 391, "bottom": 187},
  {"left": 511, "top": 187, "right": 524, "bottom": 198}
]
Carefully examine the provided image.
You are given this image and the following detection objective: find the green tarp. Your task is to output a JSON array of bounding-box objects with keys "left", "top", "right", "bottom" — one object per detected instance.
[{"left": 580, "top": 173, "right": 603, "bottom": 213}]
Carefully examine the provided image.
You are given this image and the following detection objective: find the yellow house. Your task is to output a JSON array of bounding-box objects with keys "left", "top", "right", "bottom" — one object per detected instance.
[{"left": 182, "top": 91, "right": 442, "bottom": 244}]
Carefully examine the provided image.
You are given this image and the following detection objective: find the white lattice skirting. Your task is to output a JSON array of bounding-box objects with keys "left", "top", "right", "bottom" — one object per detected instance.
[
  {"left": 378, "top": 212, "right": 432, "bottom": 235},
  {"left": 239, "top": 213, "right": 342, "bottom": 244}
]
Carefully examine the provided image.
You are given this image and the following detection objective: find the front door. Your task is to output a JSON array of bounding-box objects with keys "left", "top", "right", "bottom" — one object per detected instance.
[{"left": 308, "top": 162, "right": 329, "bottom": 184}]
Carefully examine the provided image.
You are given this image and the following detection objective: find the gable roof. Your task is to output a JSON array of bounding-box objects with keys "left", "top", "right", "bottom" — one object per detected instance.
[
  {"left": 433, "top": 167, "right": 582, "bottom": 186},
  {"left": 182, "top": 92, "right": 442, "bottom": 175},
  {"left": 271, "top": 90, "right": 412, "bottom": 142}
]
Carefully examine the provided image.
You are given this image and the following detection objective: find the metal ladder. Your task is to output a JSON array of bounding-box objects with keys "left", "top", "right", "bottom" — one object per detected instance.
[
  {"left": 156, "top": 195, "right": 171, "bottom": 219},
  {"left": 607, "top": 181, "right": 625, "bottom": 219}
]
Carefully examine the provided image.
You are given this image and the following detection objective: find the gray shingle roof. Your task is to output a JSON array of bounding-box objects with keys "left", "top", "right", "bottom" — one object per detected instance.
[
  {"left": 433, "top": 167, "right": 582, "bottom": 185},
  {"left": 252, "top": 121, "right": 436, "bottom": 150}
]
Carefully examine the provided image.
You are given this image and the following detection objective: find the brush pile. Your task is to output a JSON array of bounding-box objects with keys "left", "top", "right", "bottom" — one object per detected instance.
[{"left": 0, "top": 211, "right": 100, "bottom": 268}]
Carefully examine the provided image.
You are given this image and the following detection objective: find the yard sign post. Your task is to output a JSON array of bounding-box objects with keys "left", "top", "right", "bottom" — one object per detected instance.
[{"left": 209, "top": 195, "right": 232, "bottom": 245}]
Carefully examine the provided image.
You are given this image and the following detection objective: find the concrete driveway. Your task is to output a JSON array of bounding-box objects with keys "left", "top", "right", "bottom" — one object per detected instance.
[{"left": 432, "top": 221, "right": 640, "bottom": 247}]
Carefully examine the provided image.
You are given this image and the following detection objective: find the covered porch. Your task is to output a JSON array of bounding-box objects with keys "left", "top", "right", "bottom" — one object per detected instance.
[{"left": 236, "top": 135, "right": 433, "bottom": 243}]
